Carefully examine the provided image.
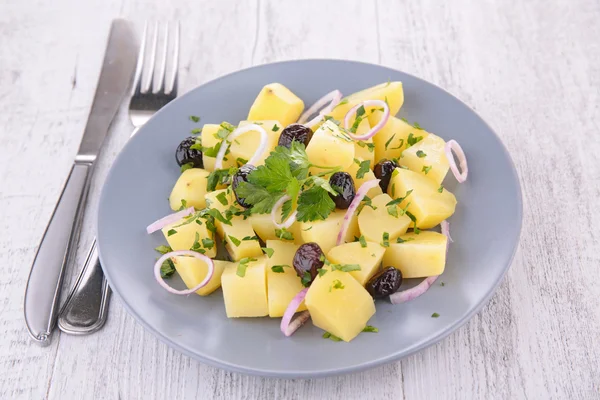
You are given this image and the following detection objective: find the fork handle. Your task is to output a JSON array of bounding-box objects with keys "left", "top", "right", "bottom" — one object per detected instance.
[
  {"left": 24, "top": 162, "right": 92, "bottom": 345},
  {"left": 58, "top": 239, "right": 111, "bottom": 335}
]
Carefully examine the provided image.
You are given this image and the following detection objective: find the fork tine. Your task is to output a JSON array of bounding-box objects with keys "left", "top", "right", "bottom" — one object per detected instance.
[
  {"left": 154, "top": 22, "right": 169, "bottom": 94},
  {"left": 167, "top": 21, "right": 180, "bottom": 95},
  {"left": 131, "top": 21, "right": 148, "bottom": 96},
  {"left": 143, "top": 21, "right": 159, "bottom": 94}
]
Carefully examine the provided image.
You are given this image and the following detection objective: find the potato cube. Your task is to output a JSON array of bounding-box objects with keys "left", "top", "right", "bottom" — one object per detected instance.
[
  {"left": 327, "top": 81, "right": 404, "bottom": 122},
  {"left": 306, "top": 120, "right": 355, "bottom": 172},
  {"left": 399, "top": 133, "right": 449, "bottom": 184},
  {"left": 228, "top": 120, "right": 282, "bottom": 167},
  {"left": 171, "top": 257, "right": 230, "bottom": 296},
  {"left": 221, "top": 257, "right": 269, "bottom": 317},
  {"left": 357, "top": 193, "right": 411, "bottom": 244},
  {"left": 168, "top": 168, "right": 210, "bottom": 211},
  {"left": 305, "top": 266, "right": 376, "bottom": 342},
  {"left": 382, "top": 231, "right": 447, "bottom": 278},
  {"left": 248, "top": 213, "right": 302, "bottom": 244},
  {"left": 162, "top": 216, "right": 217, "bottom": 258},
  {"left": 299, "top": 209, "right": 359, "bottom": 254},
  {"left": 369, "top": 112, "right": 430, "bottom": 164},
  {"left": 247, "top": 83, "right": 304, "bottom": 127},
  {"left": 264, "top": 240, "right": 307, "bottom": 317},
  {"left": 387, "top": 168, "right": 457, "bottom": 229},
  {"left": 326, "top": 241, "right": 385, "bottom": 286}
]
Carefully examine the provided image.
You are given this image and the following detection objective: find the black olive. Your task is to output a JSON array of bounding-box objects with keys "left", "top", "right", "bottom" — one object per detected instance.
[
  {"left": 328, "top": 172, "right": 356, "bottom": 209},
  {"left": 278, "top": 123, "right": 312, "bottom": 148},
  {"left": 293, "top": 243, "right": 325, "bottom": 285},
  {"left": 366, "top": 267, "right": 403, "bottom": 299},
  {"left": 373, "top": 159, "right": 398, "bottom": 193},
  {"left": 232, "top": 164, "right": 256, "bottom": 208},
  {"left": 175, "top": 136, "right": 203, "bottom": 168}
]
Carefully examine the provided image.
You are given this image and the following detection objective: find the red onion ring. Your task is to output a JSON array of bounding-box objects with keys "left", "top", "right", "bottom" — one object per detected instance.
[
  {"left": 271, "top": 195, "right": 297, "bottom": 230},
  {"left": 336, "top": 179, "right": 381, "bottom": 246},
  {"left": 298, "top": 90, "right": 343, "bottom": 129},
  {"left": 445, "top": 139, "right": 468, "bottom": 183},
  {"left": 215, "top": 123, "right": 268, "bottom": 169},
  {"left": 146, "top": 207, "right": 196, "bottom": 234},
  {"left": 343, "top": 100, "right": 390, "bottom": 140},
  {"left": 441, "top": 220, "right": 453, "bottom": 244},
  {"left": 389, "top": 275, "right": 439, "bottom": 304},
  {"left": 281, "top": 288, "right": 310, "bottom": 336},
  {"left": 153, "top": 250, "right": 214, "bottom": 295}
]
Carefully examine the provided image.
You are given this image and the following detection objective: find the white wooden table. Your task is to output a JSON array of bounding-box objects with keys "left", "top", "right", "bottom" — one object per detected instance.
[{"left": 1, "top": 0, "right": 599, "bottom": 398}]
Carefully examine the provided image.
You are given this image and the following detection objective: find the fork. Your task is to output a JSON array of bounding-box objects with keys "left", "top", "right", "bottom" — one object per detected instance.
[{"left": 58, "top": 21, "right": 180, "bottom": 335}]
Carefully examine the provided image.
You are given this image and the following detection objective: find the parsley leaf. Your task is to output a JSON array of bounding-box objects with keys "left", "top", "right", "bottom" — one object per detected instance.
[
  {"left": 216, "top": 192, "right": 229, "bottom": 206},
  {"left": 381, "top": 232, "right": 390, "bottom": 247},
  {"left": 359, "top": 235, "right": 367, "bottom": 248},
  {"left": 422, "top": 165, "right": 432, "bottom": 174},
  {"left": 206, "top": 168, "right": 237, "bottom": 192},
  {"left": 271, "top": 265, "right": 289, "bottom": 273},
  {"left": 386, "top": 189, "right": 413, "bottom": 206},
  {"left": 167, "top": 229, "right": 177, "bottom": 236},
  {"left": 236, "top": 257, "right": 257, "bottom": 277},
  {"left": 208, "top": 208, "right": 232, "bottom": 226},
  {"left": 413, "top": 121, "right": 423, "bottom": 130},
  {"left": 431, "top": 312, "right": 440, "bottom": 318},
  {"left": 356, "top": 160, "right": 371, "bottom": 179},
  {"left": 406, "top": 133, "right": 424, "bottom": 147},
  {"left": 228, "top": 235, "right": 241, "bottom": 247},
  {"left": 301, "top": 271, "right": 312, "bottom": 287},
  {"left": 396, "top": 237, "right": 414, "bottom": 243},
  {"left": 330, "top": 264, "right": 361, "bottom": 272},
  {"left": 405, "top": 211, "right": 420, "bottom": 233},
  {"left": 189, "top": 115, "right": 200, "bottom": 123},
  {"left": 322, "top": 331, "right": 343, "bottom": 341},
  {"left": 191, "top": 128, "right": 202, "bottom": 135},
  {"left": 180, "top": 162, "right": 194, "bottom": 173},
  {"left": 155, "top": 245, "right": 172, "bottom": 254},
  {"left": 272, "top": 124, "right": 280, "bottom": 132},
  {"left": 296, "top": 185, "right": 336, "bottom": 222},
  {"left": 387, "top": 205, "right": 398, "bottom": 218},
  {"left": 318, "top": 268, "right": 327, "bottom": 277},
  {"left": 202, "top": 238, "right": 215, "bottom": 249},
  {"left": 330, "top": 279, "right": 345, "bottom": 291},
  {"left": 235, "top": 182, "right": 283, "bottom": 214},
  {"left": 363, "top": 325, "right": 379, "bottom": 333},
  {"left": 438, "top": 185, "right": 444, "bottom": 193},
  {"left": 160, "top": 258, "right": 176, "bottom": 279},
  {"left": 391, "top": 183, "right": 396, "bottom": 198},
  {"left": 384, "top": 134, "right": 396, "bottom": 151},
  {"left": 275, "top": 228, "right": 294, "bottom": 241},
  {"left": 262, "top": 247, "right": 274, "bottom": 258},
  {"left": 249, "top": 151, "right": 293, "bottom": 192},
  {"left": 416, "top": 150, "right": 427, "bottom": 158}
]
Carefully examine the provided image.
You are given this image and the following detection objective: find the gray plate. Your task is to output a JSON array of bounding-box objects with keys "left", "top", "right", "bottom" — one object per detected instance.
[{"left": 97, "top": 59, "right": 522, "bottom": 378}]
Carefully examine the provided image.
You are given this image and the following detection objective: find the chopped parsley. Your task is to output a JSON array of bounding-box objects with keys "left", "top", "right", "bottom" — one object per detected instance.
[
  {"left": 275, "top": 228, "right": 294, "bottom": 241},
  {"left": 406, "top": 133, "right": 424, "bottom": 147},
  {"left": 236, "top": 157, "right": 248, "bottom": 167},
  {"left": 386, "top": 189, "right": 413, "bottom": 206},
  {"left": 381, "top": 232, "right": 390, "bottom": 247},
  {"left": 216, "top": 192, "right": 229, "bottom": 206},
  {"left": 272, "top": 124, "right": 280, "bottom": 132},
  {"left": 350, "top": 105, "right": 366, "bottom": 133},
  {"left": 236, "top": 257, "right": 257, "bottom": 277},
  {"left": 167, "top": 229, "right": 177, "bottom": 236},
  {"left": 330, "top": 263, "right": 361, "bottom": 272},
  {"left": 190, "top": 232, "right": 202, "bottom": 251},
  {"left": 302, "top": 226, "right": 313, "bottom": 231},
  {"left": 189, "top": 115, "right": 200, "bottom": 123},
  {"left": 356, "top": 160, "right": 371, "bottom": 179},
  {"left": 191, "top": 128, "right": 202, "bottom": 135},
  {"left": 180, "top": 162, "right": 194, "bottom": 173},
  {"left": 318, "top": 268, "right": 327, "bottom": 277},
  {"left": 202, "top": 238, "right": 215, "bottom": 249},
  {"left": 431, "top": 312, "right": 440, "bottom": 318},
  {"left": 390, "top": 139, "right": 404, "bottom": 150},
  {"left": 356, "top": 140, "right": 375, "bottom": 153},
  {"left": 336, "top": 98, "right": 349, "bottom": 107},
  {"left": 362, "top": 325, "right": 379, "bottom": 333},
  {"left": 405, "top": 211, "right": 420, "bottom": 233},
  {"left": 384, "top": 133, "right": 396, "bottom": 150},
  {"left": 359, "top": 235, "right": 367, "bottom": 248},
  {"left": 330, "top": 279, "right": 345, "bottom": 291},
  {"left": 438, "top": 185, "right": 444, "bottom": 193},
  {"left": 301, "top": 271, "right": 312, "bottom": 287},
  {"left": 177, "top": 199, "right": 188, "bottom": 211},
  {"left": 387, "top": 204, "right": 398, "bottom": 218},
  {"left": 440, "top": 282, "right": 445, "bottom": 287},
  {"left": 391, "top": 169, "right": 399, "bottom": 178},
  {"left": 242, "top": 235, "right": 258, "bottom": 241},
  {"left": 322, "top": 331, "right": 343, "bottom": 341},
  {"left": 416, "top": 150, "right": 427, "bottom": 158},
  {"left": 413, "top": 121, "right": 423, "bottom": 130},
  {"left": 261, "top": 247, "right": 275, "bottom": 258},
  {"left": 271, "top": 265, "right": 289, "bottom": 273},
  {"left": 154, "top": 245, "right": 172, "bottom": 254},
  {"left": 208, "top": 208, "right": 232, "bottom": 226},
  {"left": 396, "top": 237, "right": 415, "bottom": 243},
  {"left": 391, "top": 183, "right": 396, "bottom": 198},
  {"left": 160, "top": 258, "right": 176, "bottom": 279},
  {"left": 228, "top": 235, "right": 241, "bottom": 247},
  {"left": 206, "top": 167, "right": 238, "bottom": 191},
  {"left": 422, "top": 165, "right": 432, "bottom": 174}
]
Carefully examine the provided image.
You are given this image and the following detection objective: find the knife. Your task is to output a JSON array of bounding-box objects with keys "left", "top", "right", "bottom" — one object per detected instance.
[{"left": 23, "top": 19, "right": 137, "bottom": 346}]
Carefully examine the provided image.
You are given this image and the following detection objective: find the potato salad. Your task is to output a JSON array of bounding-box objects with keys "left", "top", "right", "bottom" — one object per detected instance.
[{"left": 146, "top": 82, "right": 468, "bottom": 342}]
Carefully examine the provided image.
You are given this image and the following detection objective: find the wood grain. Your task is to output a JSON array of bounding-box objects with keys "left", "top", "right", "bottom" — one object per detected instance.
[{"left": 1, "top": 0, "right": 599, "bottom": 398}]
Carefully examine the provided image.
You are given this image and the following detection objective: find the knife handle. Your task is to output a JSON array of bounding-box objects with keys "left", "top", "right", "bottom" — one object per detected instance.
[
  {"left": 24, "top": 162, "right": 92, "bottom": 346},
  {"left": 58, "top": 239, "right": 111, "bottom": 335}
]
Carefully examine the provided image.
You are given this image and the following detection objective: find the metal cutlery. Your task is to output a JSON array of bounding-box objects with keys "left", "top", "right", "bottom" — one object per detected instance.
[
  {"left": 23, "top": 19, "right": 137, "bottom": 345},
  {"left": 57, "top": 21, "right": 181, "bottom": 336}
]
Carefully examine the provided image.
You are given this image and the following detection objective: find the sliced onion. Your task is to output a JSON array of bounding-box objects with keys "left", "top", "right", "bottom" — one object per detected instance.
[
  {"left": 389, "top": 275, "right": 439, "bottom": 304},
  {"left": 271, "top": 195, "right": 297, "bottom": 230},
  {"left": 441, "top": 220, "right": 453, "bottom": 244},
  {"left": 154, "top": 250, "right": 214, "bottom": 295},
  {"left": 298, "top": 90, "right": 343, "bottom": 129},
  {"left": 445, "top": 139, "right": 468, "bottom": 183},
  {"left": 281, "top": 288, "right": 310, "bottom": 336},
  {"left": 146, "top": 207, "right": 195, "bottom": 234},
  {"left": 343, "top": 100, "right": 389, "bottom": 140},
  {"left": 215, "top": 124, "right": 268, "bottom": 169},
  {"left": 336, "top": 179, "right": 380, "bottom": 246}
]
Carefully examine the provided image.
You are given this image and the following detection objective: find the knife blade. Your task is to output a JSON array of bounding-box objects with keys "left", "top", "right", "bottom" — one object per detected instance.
[{"left": 23, "top": 19, "right": 137, "bottom": 345}]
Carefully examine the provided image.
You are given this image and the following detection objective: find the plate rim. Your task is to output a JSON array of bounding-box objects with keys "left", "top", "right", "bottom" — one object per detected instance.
[{"left": 97, "top": 58, "right": 523, "bottom": 378}]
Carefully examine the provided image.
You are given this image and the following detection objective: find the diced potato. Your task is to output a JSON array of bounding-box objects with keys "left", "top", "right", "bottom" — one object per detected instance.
[
  {"left": 369, "top": 112, "right": 430, "bottom": 164},
  {"left": 221, "top": 257, "right": 269, "bottom": 317},
  {"left": 248, "top": 213, "right": 302, "bottom": 244},
  {"left": 305, "top": 265, "right": 376, "bottom": 342},
  {"left": 162, "top": 216, "right": 217, "bottom": 258},
  {"left": 201, "top": 124, "right": 236, "bottom": 171},
  {"left": 327, "top": 81, "right": 404, "bottom": 122},
  {"left": 326, "top": 241, "right": 385, "bottom": 286},
  {"left": 382, "top": 231, "right": 447, "bottom": 278},
  {"left": 247, "top": 83, "right": 304, "bottom": 127},
  {"left": 264, "top": 240, "right": 307, "bottom": 317},
  {"left": 388, "top": 168, "right": 457, "bottom": 229},
  {"left": 343, "top": 159, "right": 383, "bottom": 200},
  {"left": 168, "top": 168, "right": 210, "bottom": 211},
  {"left": 306, "top": 120, "right": 355, "bottom": 173},
  {"left": 357, "top": 193, "right": 411, "bottom": 244},
  {"left": 205, "top": 189, "right": 262, "bottom": 261},
  {"left": 352, "top": 118, "right": 375, "bottom": 165},
  {"left": 399, "top": 133, "right": 449, "bottom": 185},
  {"left": 299, "top": 209, "right": 359, "bottom": 254},
  {"left": 171, "top": 257, "right": 230, "bottom": 296},
  {"left": 228, "top": 120, "right": 282, "bottom": 167}
]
